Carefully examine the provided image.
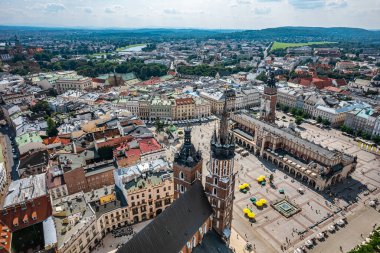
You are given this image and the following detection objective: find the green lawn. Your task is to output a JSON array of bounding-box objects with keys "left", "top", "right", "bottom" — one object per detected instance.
[
  {"left": 116, "top": 44, "right": 146, "bottom": 52},
  {"left": 270, "top": 41, "right": 335, "bottom": 51}
]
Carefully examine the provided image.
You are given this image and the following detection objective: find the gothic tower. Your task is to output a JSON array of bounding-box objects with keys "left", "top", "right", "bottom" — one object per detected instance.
[
  {"left": 260, "top": 70, "right": 277, "bottom": 123},
  {"left": 173, "top": 127, "right": 202, "bottom": 200},
  {"left": 205, "top": 96, "right": 236, "bottom": 242}
]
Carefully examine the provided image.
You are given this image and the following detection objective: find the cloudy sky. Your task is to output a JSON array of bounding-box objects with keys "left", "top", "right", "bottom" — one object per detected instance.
[{"left": 0, "top": 0, "right": 379, "bottom": 29}]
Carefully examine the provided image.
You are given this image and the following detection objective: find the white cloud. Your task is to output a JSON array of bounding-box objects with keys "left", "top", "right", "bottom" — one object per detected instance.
[
  {"left": 327, "top": 0, "right": 348, "bottom": 8},
  {"left": 105, "top": 7, "right": 114, "bottom": 13},
  {"left": 0, "top": 0, "right": 378, "bottom": 29},
  {"left": 237, "top": 0, "right": 251, "bottom": 4},
  {"left": 44, "top": 3, "right": 66, "bottom": 13},
  {"left": 288, "top": 0, "right": 325, "bottom": 9},
  {"left": 163, "top": 8, "right": 180, "bottom": 15},
  {"left": 83, "top": 7, "right": 93, "bottom": 14},
  {"left": 254, "top": 7, "right": 271, "bottom": 15}
]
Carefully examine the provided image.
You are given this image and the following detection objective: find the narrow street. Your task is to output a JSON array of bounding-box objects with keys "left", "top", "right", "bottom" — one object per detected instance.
[{"left": 0, "top": 125, "right": 20, "bottom": 180}]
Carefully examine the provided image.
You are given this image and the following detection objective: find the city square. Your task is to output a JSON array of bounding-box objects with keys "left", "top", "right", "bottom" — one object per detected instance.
[
  {"left": 187, "top": 116, "right": 380, "bottom": 253},
  {"left": 1, "top": 8, "right": 380, "bottom": 253}
]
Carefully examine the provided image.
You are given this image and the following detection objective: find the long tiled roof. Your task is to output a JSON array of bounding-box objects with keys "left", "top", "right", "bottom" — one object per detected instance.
[{"left": 234, "top": 113, "right": 343, "bottom": 160}]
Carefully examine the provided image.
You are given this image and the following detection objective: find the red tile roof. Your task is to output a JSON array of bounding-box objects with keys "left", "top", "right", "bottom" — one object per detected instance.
[
  {"left": 176, "top": 98, "right": 193, "bottom": 105},
  {"left": 92, "top": 78, "right": 106, "bottom": 83},
  {"left": 117, "top": 149, "right": 141, "bottom": 166},
  {"left": 1, "top": 195, "right": 52, "bottom": 232},
  {"left": 43, "top": 136, "right": 61, "bottom": 145},
  {"left": 126, "top": 148, "right": 141, "bottom": 158},
  {"left": 323, "top": 86, "right": 342, "bottom": 93},
  {"left": 0, "top": 221, "right": 11, "bottom": 253},
  {"left": 139, "top": 138, "right": 162, "bottom": 154},
  {"left": 137, "top": 77, "right": 161, "bottom": 86},
  {"left": 97, "top": 136, "right": 133, "bottom": 149},
  {"left": 335, "top": 79, "right": 347, "bottom": 86},
  {"left": 60, "top": 138, "right": 71, "bottom": 145}
]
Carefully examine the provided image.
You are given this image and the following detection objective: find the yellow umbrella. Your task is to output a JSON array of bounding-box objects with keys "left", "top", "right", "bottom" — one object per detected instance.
[
  {"left": 247, "top": 212, "right": 255, "bottom": 219},
  {"left": 239, "top": 184, "right": 246, "bottom": 190},
  {"left": 243, "top": 208, "right": 250, "bottom": 214},
  {"left": 256, "top": 201, "right": 263, "bottom": 207},
  {"left": 243, "top": 183, "right": 250, "bottom": 188},
  {"left": 260, "top": 199, "right": 267, "bottom": 204},
  {"left": 260, "top": 175, "right": 266, "bottom": 179}
]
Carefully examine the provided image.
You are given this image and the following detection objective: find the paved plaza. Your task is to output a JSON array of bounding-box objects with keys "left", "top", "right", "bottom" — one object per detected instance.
[{"left": 186, "top": 114, "right": 380, "bottom": 253}]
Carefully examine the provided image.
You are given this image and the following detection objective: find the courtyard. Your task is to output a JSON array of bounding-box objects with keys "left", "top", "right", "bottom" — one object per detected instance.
[{"left": 93, "top": 220, "right": 151, "bottom": 253}]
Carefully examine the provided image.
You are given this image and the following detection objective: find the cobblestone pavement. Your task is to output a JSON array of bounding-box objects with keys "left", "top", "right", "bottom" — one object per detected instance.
[{"left": 186, "top": 116, "right": 380, "bottom": 253}]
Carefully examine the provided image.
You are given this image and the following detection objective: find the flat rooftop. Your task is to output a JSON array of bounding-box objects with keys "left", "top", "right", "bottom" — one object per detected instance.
[
  {"left": 3, "top": 174, "right": 47, "bottom": 208},
  {"left": 125, "top": 171, "right": 173, "bottom": 192},
  {"left": 53, "top": 192, "right": 96, "bottom": 249}
]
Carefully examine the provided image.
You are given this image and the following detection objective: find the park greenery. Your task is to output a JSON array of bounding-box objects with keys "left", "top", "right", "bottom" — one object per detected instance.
[
  {"left": 348, "top": 228, "right": 380, "bottom": 253},
  {"left": 155, "top": 118, "right": 165, "bottom": 133},
  {"left": 341, "top": 125, "right": 380, "bottom": 144},
  {"left": 177, "top": 64, "right": 250, "bottom": 77},
  {"left": 46, "top": 117, "right": 58, "bottom": 137},
  {"left": 256, "top": 72, "right": 268, "bottom": 82},
  {"left": 316, "top": 116, "right": 331, "bottom": 126},
  {"left": 277, "top": 103, "right": 380, "bottom": 143},
  {"left": 270, "top": 41, "right": 335, "bottom": 52},
  {"left": 115, "top": 44, "right": 146, "bottom": 52},
  {"left": 37, "top": 58, "right": 168, "bottom": 80},
  {"left": 31, "top": 100, "right": 52, "bottom": 117}
]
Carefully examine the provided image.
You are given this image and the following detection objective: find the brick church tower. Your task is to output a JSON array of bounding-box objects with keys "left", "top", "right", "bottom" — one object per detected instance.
[
  {"left": 205, "top": 95, "right": 236, "bottom": 242},
  {"left": 173, "top": 127, "right": 203, "bottom": 200},
  {"left": 260, "top": 70, "right": 277, "bottom": 123}
]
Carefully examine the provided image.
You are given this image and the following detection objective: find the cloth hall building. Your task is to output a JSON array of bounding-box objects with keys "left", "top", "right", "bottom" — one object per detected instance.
[{"left": 231, "top": 71, "right": 357, "bottom": 191}]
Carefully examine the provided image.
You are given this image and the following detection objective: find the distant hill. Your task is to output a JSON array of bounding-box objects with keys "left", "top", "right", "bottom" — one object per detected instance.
[
  {"left": 0, "top": 26, "right": 379, "bottom": 43},
  {"left": 217, "top": 27, "right": 380, "bottom": 43}
]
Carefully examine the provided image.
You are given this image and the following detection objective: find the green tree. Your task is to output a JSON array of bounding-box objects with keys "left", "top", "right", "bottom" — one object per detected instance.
[
  {"left": 98, "top": 146, "right": 114, "bottom": 160},
  {"left": 295, "top": 116, "right": 303, "bottom": 125},
  {"left": 31, "top": 100, "right": 52, "bottom": 116},
  {"left": 155, "top": 118, "right": 164, "bottom": 133},
  {"left": 372, "top": 135, "right": 380, "bottom": 144},
  {"left": 269, "top": 174, "right": 274, "bottom": 182},
  {"left": 256, "top": 72, "right": 268, "bottom": 82},
  {"left": 322, "top": 118, "right": 331, "bottom": 126},
  {"left": 317, "top": 116, "right": 323, "bottom": 123},
  {"left": 46, "top": 117, "right": 58, "bottom": 137}
]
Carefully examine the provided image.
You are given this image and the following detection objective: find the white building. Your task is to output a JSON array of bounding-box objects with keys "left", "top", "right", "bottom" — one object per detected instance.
[{"left": 55, "top": 75, "right": 92, "bottom": 94}]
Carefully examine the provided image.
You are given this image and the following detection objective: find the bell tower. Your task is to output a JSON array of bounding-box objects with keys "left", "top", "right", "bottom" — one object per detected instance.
[
  {"left": 173, "top": 127, "right": 202, "bottom": 200},
  {"left": 204, "top": 93, "right": 236, "bottom": 243},
  {"left": 260, "top": 70, "right": 277, "bottom": 123}
]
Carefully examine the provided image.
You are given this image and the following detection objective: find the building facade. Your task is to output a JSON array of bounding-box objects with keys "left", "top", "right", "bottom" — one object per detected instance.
[{"left": 55, "top": 76, "right": 92, "bottom": 94}]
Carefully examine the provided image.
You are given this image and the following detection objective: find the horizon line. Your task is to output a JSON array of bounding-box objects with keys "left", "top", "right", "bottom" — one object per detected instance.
[{"left": 0, "top": 24, "right": 379, "bottom": 31}]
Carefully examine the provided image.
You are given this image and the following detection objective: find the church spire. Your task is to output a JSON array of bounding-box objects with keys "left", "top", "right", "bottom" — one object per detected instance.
[{"left": 219, "top": 94, "right": 229, "bottom": 145}]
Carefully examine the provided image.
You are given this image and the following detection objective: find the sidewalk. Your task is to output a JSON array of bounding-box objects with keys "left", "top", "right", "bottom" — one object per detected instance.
[{"left": 306, "top": 206, "right": 380, "bottom": 253}]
